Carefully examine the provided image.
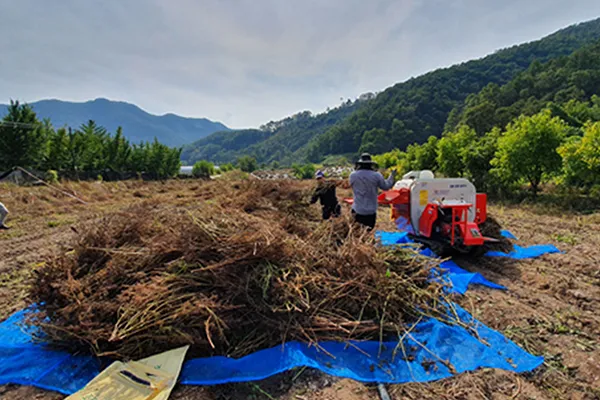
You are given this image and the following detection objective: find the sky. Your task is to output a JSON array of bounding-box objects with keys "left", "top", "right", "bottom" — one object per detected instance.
[{"left": 1, "top": 1, "right": 600, "bottom": 129}]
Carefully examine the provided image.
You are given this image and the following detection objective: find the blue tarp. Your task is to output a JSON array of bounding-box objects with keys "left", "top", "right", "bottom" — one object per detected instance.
[
  {"left": 376, "top": 230, "right": 560, "bottom": 294},
  {"left": 0, "top": 229, "right": 556, "bottom": 394},
  {"left": 180, "top": 304, "right": 543, "bottom": 385},
  {"left": 500, "top": 230, "right": 519, "bottom": 240},
  {"left": 486, "top": 244, "right": 561, "bottom": 259},
  {"left": 0, "top": 305, "right": 543, "bottom": 394}
]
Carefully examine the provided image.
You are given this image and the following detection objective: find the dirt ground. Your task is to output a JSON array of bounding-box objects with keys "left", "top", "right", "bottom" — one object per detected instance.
[{"left": 0, "top": 179, "right": 598, "bottom": 400}]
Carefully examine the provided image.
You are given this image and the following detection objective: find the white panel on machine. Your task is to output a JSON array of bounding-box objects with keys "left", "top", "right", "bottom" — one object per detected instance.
[{"left": 409, "top": 178, "right": 477, "bottom": 233}]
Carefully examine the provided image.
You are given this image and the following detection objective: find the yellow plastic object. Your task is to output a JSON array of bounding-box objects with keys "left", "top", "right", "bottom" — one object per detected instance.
[
  {"left": 419, "top": 190, "right": 428, "bottom": 207},
  {"left": 65, "top": 346, "right": 189, "bottom": 400}
]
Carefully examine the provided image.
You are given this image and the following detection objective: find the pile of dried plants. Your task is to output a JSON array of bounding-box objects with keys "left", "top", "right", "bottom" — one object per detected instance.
[{"left": 29, "top": 181, "right": 463, "bottom": 360}]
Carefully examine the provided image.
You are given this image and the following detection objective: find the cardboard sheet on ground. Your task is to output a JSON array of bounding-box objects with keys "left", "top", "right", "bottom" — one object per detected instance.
[
  {"left": 65, "top": 346, "right": 188, "bottom": 400},
  {"left": 0, "top": 229, "right": 554, "bottom": 394}
]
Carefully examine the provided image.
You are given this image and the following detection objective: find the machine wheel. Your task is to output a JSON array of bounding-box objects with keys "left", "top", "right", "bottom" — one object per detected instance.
[{"left": 409, "top": 235, "right": 449, "bottom": 257}]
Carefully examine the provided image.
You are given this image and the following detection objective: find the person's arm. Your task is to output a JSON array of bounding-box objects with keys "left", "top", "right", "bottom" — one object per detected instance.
[
  {"left": 378, "top": 170, "right": 397, "bottom": 190},
  {"left": 310, "top": 188, "right": 319, "bottom": 204}
]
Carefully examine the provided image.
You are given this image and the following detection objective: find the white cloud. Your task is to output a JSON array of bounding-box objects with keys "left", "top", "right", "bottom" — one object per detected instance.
[{"left": 1, "top": 0, "right": 599, "bottom": 128}]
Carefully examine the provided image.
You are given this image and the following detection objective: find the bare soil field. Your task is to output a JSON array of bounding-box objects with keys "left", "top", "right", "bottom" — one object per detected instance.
[{"left": 0, "top": 179, "right": 598, "bottom": 399}]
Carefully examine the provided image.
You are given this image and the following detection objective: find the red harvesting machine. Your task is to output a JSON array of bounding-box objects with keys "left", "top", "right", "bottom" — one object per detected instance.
[{"left": 348, "top": 170, "right": 497, "bottom": 255}]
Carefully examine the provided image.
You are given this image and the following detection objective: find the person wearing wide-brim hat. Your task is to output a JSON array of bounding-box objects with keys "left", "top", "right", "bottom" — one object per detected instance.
[
  {"left": 310, "top": 170, "right": 341, "bottom": 220},
  {"left": 349, "top": 153, "right": 396, "bottom": 230}
]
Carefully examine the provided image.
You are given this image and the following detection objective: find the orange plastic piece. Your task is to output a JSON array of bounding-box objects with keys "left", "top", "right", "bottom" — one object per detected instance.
[
  {"left": 459, "top": 222, "right": 485, "bottom": 246},
  {"left": 475, "top": 193, "right": 487, "bottom": 224},
  {"left": 378, "top": 188, "right": 410, "bottom": 205},
  {"left": 419, "top": 203, "right": 439, "bottom": 237}
]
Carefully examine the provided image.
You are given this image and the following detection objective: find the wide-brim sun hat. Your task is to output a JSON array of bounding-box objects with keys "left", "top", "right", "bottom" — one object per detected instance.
[{"left": 355, "top": 153, "right": 378, "bottom": 168}]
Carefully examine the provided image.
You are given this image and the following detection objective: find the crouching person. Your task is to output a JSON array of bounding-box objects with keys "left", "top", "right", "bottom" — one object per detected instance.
[
  {"left": 311, "top": 170, "right": 341, "bottom": 220},
  {"left": 0, "top": 202, "right": 9, "bottom": 230}
]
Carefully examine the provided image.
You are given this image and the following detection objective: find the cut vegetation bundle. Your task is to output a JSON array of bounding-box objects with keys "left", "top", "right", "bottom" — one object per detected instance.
[{"left": 29, "top": 181, "right": 459, "bottom": 360}]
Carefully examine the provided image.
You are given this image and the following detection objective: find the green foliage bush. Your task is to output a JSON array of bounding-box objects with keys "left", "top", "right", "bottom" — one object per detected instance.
[
  {"left": 373, "top": 150, "right": 403, "bottom": 170},
  {"left": 219, "top": 163, "right": 235, "bottom": 172},
  {"left": 46, "top": 170, "right": 59, "bottom": 184},
  {"left": 559, "top": 121, "right": 600, "bottom": 187},
  {"left": 292, "top": 164, "right": 316, "bottom": 179},
  {"left": 192, "top": 160, "right": 215, "bottom": 179},
  {"left": 237, "top": 156, "right": 258, "bottom": 173}
]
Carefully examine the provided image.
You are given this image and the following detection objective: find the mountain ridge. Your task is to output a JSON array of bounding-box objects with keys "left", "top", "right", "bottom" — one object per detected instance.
[
  {"left": 0, "top": 98, "right": 229, "bottom": 147},
  {"left": 183, "top": 17, "right": 600, "bottom": 166}
]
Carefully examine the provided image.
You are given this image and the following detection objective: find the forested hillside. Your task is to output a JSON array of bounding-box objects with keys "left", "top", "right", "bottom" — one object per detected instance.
[
  {"left": 373, "top": 41, "right": 600, "bottom": 198},
  {"left": 182, "top": 100, "right": 361, "bottom": 166},
  {"left": 304, "top": 18, "right": 600, "bottom": 162},
  {"left": 448, "top": 42, "right": 600, "bottom": 135},
  {"left": 184, "top": 18, "right": 600, "bottom": 165}
]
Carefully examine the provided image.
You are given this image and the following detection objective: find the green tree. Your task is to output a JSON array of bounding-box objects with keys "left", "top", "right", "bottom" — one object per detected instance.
[
  {"left": 237, "top": 156, "right": 257, "bottom": 172},
  {"left": 142, "top": 139, "right": 182, "bottom": 179},
  {"left": 436, "top": 125, "right": 477, "bottom": 177},
  {"left": 409, "top": 136, "right": 439, "bottom": 171},
  {"left": 462, "top": 128, "right": 501, "bottom": 191},
  {"left": 66, "top": 127, "right": 86, "bottom": 176},
  {"left": 106, "top": 127, "right": 131, "bottom": 172},
  {"left": 192, "top": 160, "right": 215, "bottom": 178},
  {"left": 77, "top": 120, "right": 108, "bottom": 171},
  {"left": 45, "top": 127, "right": 70, "bottom": 171},
  {"left": 491, "top": 110, "right": 568, "bottom": 194},
  {"left": 359, "top": 128, "right": 389, "bottom": 154},
  {"left": 0, "top": 101, "right": 46, "bottom": 170},
  {"left": 128, "top": 142, "right": 149, "bottom": 174},
  {"left": 373, "top": 149, "right": 404, "bottom": 169},
  {"left": 558, "top": 121, "right": 600, "bottom": 186}
]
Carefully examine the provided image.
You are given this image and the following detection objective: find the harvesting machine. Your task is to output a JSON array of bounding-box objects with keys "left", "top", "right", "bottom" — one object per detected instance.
[{"left": 353, "top": 170, "right": 497, "bottom": 255}]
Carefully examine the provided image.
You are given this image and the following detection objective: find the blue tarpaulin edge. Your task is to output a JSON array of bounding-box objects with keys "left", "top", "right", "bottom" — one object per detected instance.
[{"left": 0, "top": 304, "right": 544, "bottom": 394}]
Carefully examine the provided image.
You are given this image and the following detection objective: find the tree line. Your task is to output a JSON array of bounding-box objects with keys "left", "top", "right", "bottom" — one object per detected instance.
[
  {"left": 374, "top": 100, "right": 600, "bottom": 198},
  {"left": 0, "top": 101, "right": 181, "bottom": 180}
]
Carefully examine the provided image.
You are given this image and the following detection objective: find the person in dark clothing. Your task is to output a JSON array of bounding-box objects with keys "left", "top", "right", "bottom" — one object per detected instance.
[{"left": 310, "top": 170, "right": 341, "bottom": 220}]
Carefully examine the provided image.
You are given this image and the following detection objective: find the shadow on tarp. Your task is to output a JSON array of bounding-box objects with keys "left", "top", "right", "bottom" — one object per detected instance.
[
  {"left": 0, "top": 305, "right": 543, "bottom": 395},
  {"left": 376, "top": 230, "right": 560, "bottom": 295}
]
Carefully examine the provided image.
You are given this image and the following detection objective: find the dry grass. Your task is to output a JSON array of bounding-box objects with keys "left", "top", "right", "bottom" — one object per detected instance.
[
  {"left": 27, "top": 181, "right": 459, "bottom": 360},
  {"left": 1, "top": 179, "right": 597, "bottom": 399}
]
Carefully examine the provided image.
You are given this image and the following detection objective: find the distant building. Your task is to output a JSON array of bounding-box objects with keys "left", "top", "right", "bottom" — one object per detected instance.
[
  {"left": 179, "top": 165, "right": 220, "bottom": 176},
  {"left": 180, "top": 166, "right": 193, "bottom": 175}
]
